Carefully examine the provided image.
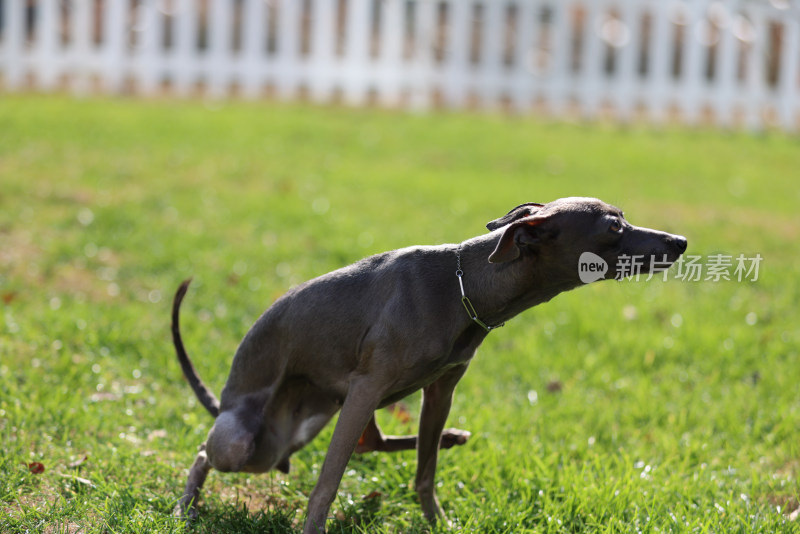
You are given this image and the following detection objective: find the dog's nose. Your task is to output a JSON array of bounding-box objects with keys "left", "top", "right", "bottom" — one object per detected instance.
[{"left": 673, "top": 235, "right": 688, "bottom": 253}]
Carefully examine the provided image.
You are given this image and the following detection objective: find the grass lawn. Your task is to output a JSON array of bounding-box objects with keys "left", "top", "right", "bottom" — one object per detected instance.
[{"left": 1, "top": 95, "right": 799, "bottom": 533}]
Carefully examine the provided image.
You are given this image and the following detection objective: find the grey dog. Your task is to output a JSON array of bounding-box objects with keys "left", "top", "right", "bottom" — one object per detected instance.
[{"left": 172, "top": 197, "right": 687, "bottom": 533}]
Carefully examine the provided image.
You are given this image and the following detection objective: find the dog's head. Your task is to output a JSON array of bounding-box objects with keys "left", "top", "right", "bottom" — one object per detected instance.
[{"left": 487, "top": 197, "right": 687, "bottom": 283}]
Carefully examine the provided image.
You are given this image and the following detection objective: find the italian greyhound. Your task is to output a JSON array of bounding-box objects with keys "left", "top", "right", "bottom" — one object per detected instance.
[{"left": 172, "top": 197, "right": 687, "bottom": 533}]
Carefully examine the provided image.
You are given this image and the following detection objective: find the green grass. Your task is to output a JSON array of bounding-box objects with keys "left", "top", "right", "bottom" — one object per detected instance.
[{"left": 1, "top": 95, "right": 799, "bottom": 532}]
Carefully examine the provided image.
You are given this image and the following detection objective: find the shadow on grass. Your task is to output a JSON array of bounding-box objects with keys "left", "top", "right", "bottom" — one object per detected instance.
[
  {"left": 191, "top": 491, "right": 392, "bottom": 533},
  {"left": 192, "top": 503, "right": 297, "bottom": 534}
]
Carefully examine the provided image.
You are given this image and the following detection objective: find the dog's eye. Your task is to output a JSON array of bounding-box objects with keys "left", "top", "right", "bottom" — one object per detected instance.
[{"left": 609, "top": 220, "right": 623, "bottom": 234}]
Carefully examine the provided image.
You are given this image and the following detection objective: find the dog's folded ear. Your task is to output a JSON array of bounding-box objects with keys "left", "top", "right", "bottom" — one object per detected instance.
[
  {"left": 488, "top": 215, "right": 549, "bottom": 263},
  {"left": 486, "top": 202, "right": 545, "bottom": 231}
]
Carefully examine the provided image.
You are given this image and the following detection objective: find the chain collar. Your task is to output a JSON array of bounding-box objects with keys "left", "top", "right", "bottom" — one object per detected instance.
[{"left": 455, "top": 245, "right": 504, "bottom": 332}]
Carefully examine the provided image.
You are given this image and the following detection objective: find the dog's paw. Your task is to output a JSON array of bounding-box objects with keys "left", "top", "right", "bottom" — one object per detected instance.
[
  {"left": 173, "top": 499, "right": 199, "bottom": 522},
  {"left": 439, "top": 428, "right": 471, "bottom": 449}
]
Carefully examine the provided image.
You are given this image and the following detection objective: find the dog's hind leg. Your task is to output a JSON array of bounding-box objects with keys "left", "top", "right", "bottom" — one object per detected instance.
[
  {"left": 355, "top": 416, "right": 470, "bottom": 453},
  {"left": 174, "top": 444, "right": 212, "bottom": 521}
]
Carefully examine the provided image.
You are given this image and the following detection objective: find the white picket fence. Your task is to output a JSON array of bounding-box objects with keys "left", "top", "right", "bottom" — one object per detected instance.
[{"left": 1, "top": 0, "right": 799, "bottom": 131}]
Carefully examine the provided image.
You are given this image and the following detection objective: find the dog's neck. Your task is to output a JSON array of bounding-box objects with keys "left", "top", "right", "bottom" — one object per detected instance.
[
  {"left": 455, "top": 244, "right": 505, "bottom": 332},
  {"left": 454, "top": 232, "right": 580, "bottom": 329}
]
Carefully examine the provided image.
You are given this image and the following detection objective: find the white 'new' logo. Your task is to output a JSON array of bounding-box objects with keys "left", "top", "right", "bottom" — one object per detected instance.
[{"left": 578, "top": 252, "right": 608, "bottom": 284}]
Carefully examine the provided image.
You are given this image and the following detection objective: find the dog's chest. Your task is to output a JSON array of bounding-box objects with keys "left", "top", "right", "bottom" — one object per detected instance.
[{"left": 377, "top": 326, "right": 485, "bottom": 406}]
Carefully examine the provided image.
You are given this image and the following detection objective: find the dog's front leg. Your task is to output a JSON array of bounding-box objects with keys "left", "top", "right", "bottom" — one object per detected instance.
[
  {"left": 415, "top": 364, "right": 469, "bottom": 523},
  {"left": 303, "top": 381, "right": 381, "bottom": 534}
]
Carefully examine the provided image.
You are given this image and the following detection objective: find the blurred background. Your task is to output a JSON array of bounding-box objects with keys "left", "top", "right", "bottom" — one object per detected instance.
[{"left": 1, "top": 0, "right": 798, "bottom": 130}]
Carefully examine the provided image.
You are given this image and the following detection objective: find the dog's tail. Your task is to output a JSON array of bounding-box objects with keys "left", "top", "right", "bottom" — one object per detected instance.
[{"left": 172, "top": 278, "right": 220, "bottom": 418}]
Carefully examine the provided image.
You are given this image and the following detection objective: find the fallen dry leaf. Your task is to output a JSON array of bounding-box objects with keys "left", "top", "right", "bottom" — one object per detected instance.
[
  {"left": 387, "top": 402, "right": 412, "bottom": 424},
  {"left": 28, "top": 462, "right": 45, "bottom": 474},
  {"left": 546, "top": 380, "right": 563, "bottom": 393}
]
